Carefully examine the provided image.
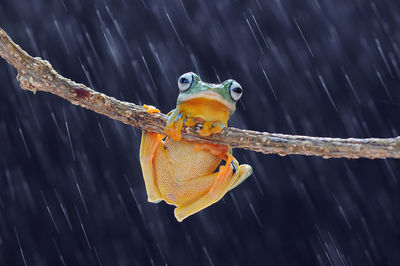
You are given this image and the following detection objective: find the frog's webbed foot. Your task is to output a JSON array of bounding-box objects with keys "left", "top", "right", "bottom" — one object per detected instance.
[
  {"left": 198, "top": 121, "right": 226, "bottom": 137},
  {"left": 174, "top": 155, "right": 251, "bottom": 222},
  {"left": 164, "top": 109, "right": 187, "bottom": 141},
  {"left": 143, "top": 104, "right": 160, "bottom": 114}
]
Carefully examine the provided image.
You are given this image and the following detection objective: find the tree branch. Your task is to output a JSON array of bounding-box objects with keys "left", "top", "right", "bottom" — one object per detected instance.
[{"left": 1, "top": 27, "right": 400, "bottom": 159}]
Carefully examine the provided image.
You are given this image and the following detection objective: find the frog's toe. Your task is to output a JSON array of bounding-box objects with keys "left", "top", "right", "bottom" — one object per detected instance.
[
  {"left": 184, "top": 117, "right": 196, "bottom": 127},
  {"left": 198, "top": 121, "right": 213, "bottom": 137},
  {"left": 198, "top": 121, "right": 226, "bottom": 136},
  {"left": 210, "top": 122, "right": 225, "bottom": 134},
  {"left": 143, "top": 104, "right": 160, "bottom": 114}
]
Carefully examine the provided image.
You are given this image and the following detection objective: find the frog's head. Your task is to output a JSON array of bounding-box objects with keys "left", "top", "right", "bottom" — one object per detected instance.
[{"left": 176, "top": 72, "right": 243, "bottom": 115}]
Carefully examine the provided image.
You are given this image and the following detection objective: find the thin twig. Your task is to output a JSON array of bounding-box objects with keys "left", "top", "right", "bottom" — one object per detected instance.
[{"left": 1, "top": 27, "right": 399, "bottom": 159}]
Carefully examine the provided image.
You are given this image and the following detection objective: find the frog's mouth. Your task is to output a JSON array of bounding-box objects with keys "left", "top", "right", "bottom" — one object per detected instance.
[{"left": 178, "top": 90, "right": 235, "bottom": 112}]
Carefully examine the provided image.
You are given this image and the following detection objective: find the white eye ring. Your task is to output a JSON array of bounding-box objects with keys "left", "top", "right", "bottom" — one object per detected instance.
[
  {"left": 178, "top": 73, "right": 194, "bottom": 92},
  {"left": 229, "top": 81, "right": 242, "bottom": 101}
]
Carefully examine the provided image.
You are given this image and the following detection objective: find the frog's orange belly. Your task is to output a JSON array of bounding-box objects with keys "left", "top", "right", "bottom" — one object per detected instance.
[{"left": 153, "top": 138, "right": 222, "bottom": 206}]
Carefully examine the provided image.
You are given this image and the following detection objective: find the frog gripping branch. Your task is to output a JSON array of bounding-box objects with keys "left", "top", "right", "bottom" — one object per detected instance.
[{"left": 140, "top": 73, "right": 252, "bottom": 221}]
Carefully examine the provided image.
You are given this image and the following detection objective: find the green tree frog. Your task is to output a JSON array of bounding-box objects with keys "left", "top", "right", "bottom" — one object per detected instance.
[{"left": 140, "top": 72, "right": 252, "bottom": 222}]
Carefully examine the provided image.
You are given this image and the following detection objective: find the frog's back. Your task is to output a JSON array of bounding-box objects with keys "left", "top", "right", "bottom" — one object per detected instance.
[{"left": 153, "top": 137, "right": 221, "bottom": 205}]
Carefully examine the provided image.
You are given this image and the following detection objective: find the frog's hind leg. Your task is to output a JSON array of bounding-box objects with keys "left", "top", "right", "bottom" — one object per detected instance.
[
  {"left": 174, "top": 155, "right": 243, "bottom": 222},
  {"left": 140, "top": 131, "right": 163, "bottom": 203},
  {"left": 193, "top": 143, "right": 251, "bottom": 191}
]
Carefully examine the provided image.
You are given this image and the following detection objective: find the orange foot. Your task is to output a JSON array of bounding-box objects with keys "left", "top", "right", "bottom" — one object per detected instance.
[
  {"left": 143, "top": 104, "right": 160, "bottom": 114},
  {"left": 198, "top": 121, "right": 225, "bottom": 137}
]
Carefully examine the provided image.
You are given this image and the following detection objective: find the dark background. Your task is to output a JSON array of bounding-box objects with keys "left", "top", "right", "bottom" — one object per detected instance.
[{"left": 0, "top": 0, "right": 400, "bottom": 265}]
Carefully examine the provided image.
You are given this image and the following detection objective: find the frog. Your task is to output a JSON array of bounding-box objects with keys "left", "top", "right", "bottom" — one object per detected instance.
[{"left": 140, "top": 72, "right": 252, "bottom": 222}]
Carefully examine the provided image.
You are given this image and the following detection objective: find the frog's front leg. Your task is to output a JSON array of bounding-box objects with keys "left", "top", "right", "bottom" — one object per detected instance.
[
  {"left": 139, "top": 131, "right": 163, "bottom": 203},
  {"left": 174, "top": 154, "right": 252, "bottom": 222},
  {"left": 198, "top": 121, "right": 226, "bottom": 137},
  {"left": 164, "top": 108, "right": 227, "bottom": 140},
  {"left": 163, "top": 108, "right": 187, "bottom": 141}
]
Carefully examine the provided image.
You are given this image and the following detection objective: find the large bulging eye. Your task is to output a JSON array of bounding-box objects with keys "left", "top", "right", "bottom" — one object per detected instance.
[
  {"left": 178, "top": 72, "right": 194, "bottom": 92},
  {"left": 229, "top": 81, "right": 243, "bottom": 101}
]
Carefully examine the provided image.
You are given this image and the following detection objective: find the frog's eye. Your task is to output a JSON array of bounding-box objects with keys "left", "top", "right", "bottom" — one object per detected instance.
[
  {"left": 229, "top": 81, "right": 243, "bottom": 101},
  {"left": 178, "top": 73, "right": 194, "bottom": 92}
]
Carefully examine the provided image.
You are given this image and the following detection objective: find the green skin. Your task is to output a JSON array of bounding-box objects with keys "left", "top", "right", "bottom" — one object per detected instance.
[{"left": 167, "top": 72, "right": 238, "bottom": 128}]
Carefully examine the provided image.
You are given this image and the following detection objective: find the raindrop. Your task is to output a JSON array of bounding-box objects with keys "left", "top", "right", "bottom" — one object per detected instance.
[{"left": 164, "top": 8, "right": 184, "bottom": 47}]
